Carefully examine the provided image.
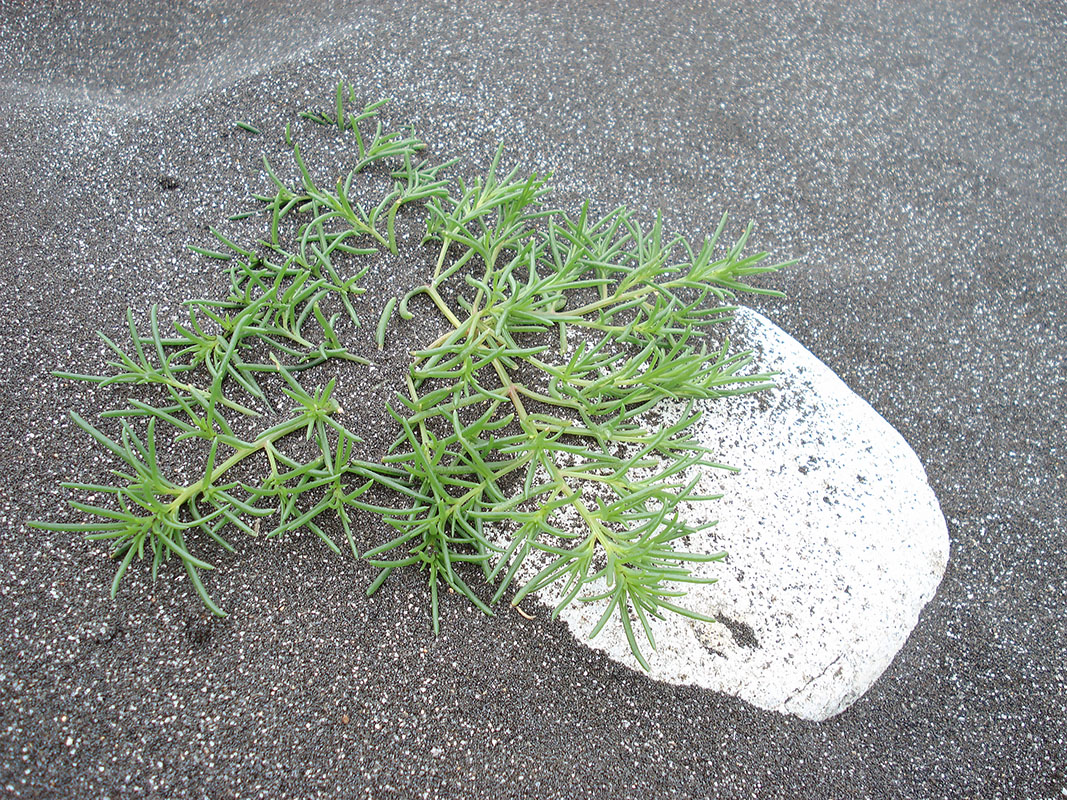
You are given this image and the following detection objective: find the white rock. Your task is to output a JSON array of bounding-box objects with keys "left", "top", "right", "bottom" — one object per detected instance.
[{"left": 525, "top": 307, "right": 949, "bottom": 722}]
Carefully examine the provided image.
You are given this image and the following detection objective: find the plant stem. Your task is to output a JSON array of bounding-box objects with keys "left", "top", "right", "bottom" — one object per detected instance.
[{"left": 168, "top": 409, "right": 333, "bottom": 512}]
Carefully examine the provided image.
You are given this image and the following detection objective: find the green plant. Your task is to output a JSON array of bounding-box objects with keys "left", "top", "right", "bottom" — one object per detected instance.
[{"left": 32, "top": 82, "right": 791, "bottom": 669}]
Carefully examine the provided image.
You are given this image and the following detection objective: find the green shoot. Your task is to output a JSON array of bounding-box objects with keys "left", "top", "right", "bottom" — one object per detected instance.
[{"left": 33, "top": 87, "right": 791, "bottom": 671}]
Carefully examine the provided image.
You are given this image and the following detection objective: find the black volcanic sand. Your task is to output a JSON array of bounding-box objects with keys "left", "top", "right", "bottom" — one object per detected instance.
[{"left": 1, "top": 2, "right": 1064, "bottom": 798}]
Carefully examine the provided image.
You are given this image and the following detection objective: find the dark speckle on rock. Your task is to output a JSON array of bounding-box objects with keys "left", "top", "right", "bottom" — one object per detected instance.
[{"left": 716, "top": 613, "right": 761, "bottom": 651}]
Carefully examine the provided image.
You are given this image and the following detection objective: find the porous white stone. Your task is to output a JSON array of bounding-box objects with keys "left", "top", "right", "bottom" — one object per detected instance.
[{"left": 525, "top": 307, "right": 949, "bottom": 721}]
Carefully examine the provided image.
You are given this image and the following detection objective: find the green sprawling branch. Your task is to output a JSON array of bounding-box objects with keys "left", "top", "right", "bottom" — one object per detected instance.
[{"left": 32, "top": 81, "right": 792, "bottom": 669}]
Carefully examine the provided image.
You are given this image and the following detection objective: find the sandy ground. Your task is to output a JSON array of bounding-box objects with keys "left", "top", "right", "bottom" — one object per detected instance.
[{"left": 0, "top": 1, "right": 1064, "bottom": 797}]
